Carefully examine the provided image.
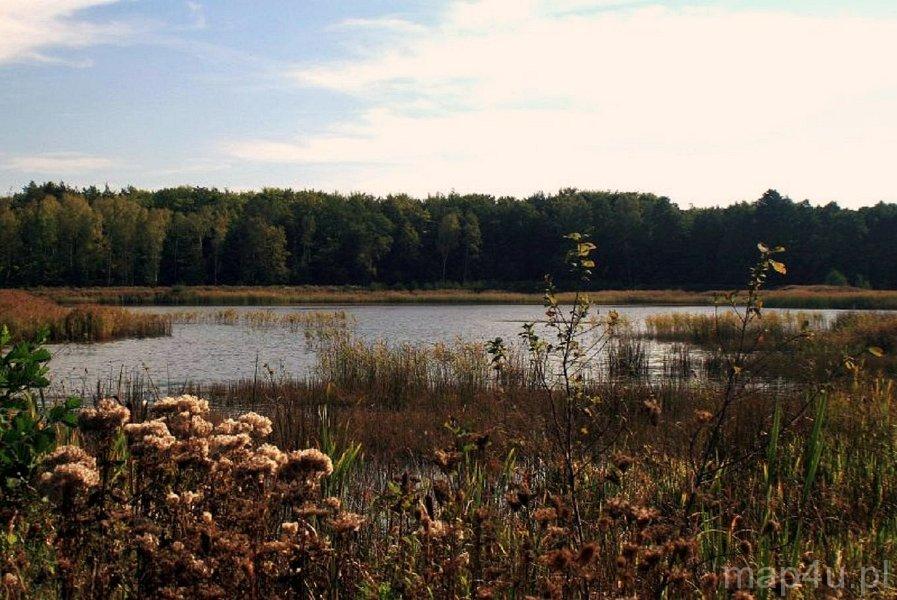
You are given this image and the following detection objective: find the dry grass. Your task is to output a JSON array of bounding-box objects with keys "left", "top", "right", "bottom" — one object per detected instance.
[
  {"left": 31, "top": 284, "right": 897, "bottom": 309},
  {"left": 0, "top": 289, "right": 171, "bottom": 343},
  {"left": 4, "top": 305, "right": 897, "bottom": 597},
  {"left": 643, "top": 310, "right": 827, "bottom": 345},
  {"left": 6, "top": 351, "right": 896, "bottom": 597},
  {"left": 167, "top": 308, "right": 354, "bottom": 331}
]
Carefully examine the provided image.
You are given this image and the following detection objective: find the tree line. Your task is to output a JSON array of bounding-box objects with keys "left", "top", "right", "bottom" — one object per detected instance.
[{"left": 1, "top": 182, "right": 895, "bottom": 289}]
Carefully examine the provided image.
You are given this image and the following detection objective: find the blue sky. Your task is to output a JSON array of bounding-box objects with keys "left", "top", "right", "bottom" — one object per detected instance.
[{"left": 2, "top": 0, "right": 896, "bottom": 207}]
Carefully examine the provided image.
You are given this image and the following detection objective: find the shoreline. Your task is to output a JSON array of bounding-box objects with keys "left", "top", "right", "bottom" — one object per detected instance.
[{"left": 24, "top": 284, "right": 897, "bottom": 310}]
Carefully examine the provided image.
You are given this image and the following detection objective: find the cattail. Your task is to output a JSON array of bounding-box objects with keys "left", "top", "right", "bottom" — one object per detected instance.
[{"left": 728, "top": 514, "right": 743, "bottom": 534}]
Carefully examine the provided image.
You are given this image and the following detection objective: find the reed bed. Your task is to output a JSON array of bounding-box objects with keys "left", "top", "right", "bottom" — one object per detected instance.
[
  {"left": 643, "top": 309, "right": 897, "bottom": 378},
  {"left": 33, "top": 284, "right": 897, "bottom": 309},
  {"left": 644, "top": 310, "right": 827, "bottom": 345},
  {"left": 0, "top": 289, "right": 171, "bottom": 343},
  {"left": 313, "top": 335, "right": 537, "bottom": 409},
  {"left": 166, "top": 308, "right": 354, "bottom": 332}
]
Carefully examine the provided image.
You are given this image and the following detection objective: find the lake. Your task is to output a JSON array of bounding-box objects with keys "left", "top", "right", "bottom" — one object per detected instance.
[{"left": 45, "top": 304, "right": 845, "bottom": 394}]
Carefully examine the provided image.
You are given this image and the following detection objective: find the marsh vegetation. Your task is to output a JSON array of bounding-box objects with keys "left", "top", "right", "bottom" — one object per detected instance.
[
  {"left": 2, "top": 239, "right": 896, "bottom": 598},
  {"left": 0, "top": 290, "right": 171, "bottom": 343}
]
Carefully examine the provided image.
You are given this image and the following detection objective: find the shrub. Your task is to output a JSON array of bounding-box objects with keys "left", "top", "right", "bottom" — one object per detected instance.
[
  {"left": 824, "top": 269, "right": 849, "bottom": 287},
  {"left": 0, "top": 326, "right": 80, "bottom": 496}
]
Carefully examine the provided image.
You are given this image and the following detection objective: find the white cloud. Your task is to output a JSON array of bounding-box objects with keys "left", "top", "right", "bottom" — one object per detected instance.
[
  {"left": 0, "top": 0, "right": 128, "bottom": 65},
  {"left": 3, "top": 152, "right": 114, "bottom": 173},
  {"left": 186, "top": 1, "right": 206, "bottom": 30},
  {"left": 226, "top": 1, "right": 897, "bottom": 206}
]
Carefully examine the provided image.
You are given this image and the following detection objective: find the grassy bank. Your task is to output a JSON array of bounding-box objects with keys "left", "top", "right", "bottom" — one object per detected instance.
[
  {"left": 32, "top": 283, "right": 897, "bottom": 309},
  {"left": 0, "top": 290, "right": 171, "bottom": 343}
]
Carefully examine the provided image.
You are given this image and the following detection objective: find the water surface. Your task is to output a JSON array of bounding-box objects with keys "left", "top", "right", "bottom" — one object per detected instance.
[{"left": 45, "top": 304, "right": 843, "bottom": 393}]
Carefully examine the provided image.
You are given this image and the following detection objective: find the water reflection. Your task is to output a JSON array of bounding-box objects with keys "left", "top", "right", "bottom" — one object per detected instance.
[{"left": 45, "top": 304, "right": 842, "bottom": 394}]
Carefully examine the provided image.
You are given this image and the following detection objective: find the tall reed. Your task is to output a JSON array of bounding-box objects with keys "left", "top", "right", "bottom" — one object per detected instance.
[{"left": 0, "top": 290, "right": 171, "bottom": 343}]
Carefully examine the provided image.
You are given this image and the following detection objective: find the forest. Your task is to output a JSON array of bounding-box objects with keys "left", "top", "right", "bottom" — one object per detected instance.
[{"left": 1, "top": 182, "right": 895, "bottom": 289}]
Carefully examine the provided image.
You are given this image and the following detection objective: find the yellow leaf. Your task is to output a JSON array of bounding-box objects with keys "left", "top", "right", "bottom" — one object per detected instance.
[
  {"left": 770, "top": 260, "right": 786, "bottom": 275},
  {"left": 869, "top": 346, "right": 885, "bottom": 357},
  {"left": 577, "top": 242, "right": 596, "bottom": 256}
]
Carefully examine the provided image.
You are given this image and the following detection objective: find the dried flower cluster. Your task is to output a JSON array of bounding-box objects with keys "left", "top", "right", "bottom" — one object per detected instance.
[{"left": 19, "top": 395, "right": 365, "bottom": 598}]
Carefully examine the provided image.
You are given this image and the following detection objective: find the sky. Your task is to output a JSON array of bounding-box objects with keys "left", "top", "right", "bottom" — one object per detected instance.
[{"left": 1, "top": 0, "right": 896, "bottom": 207}]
